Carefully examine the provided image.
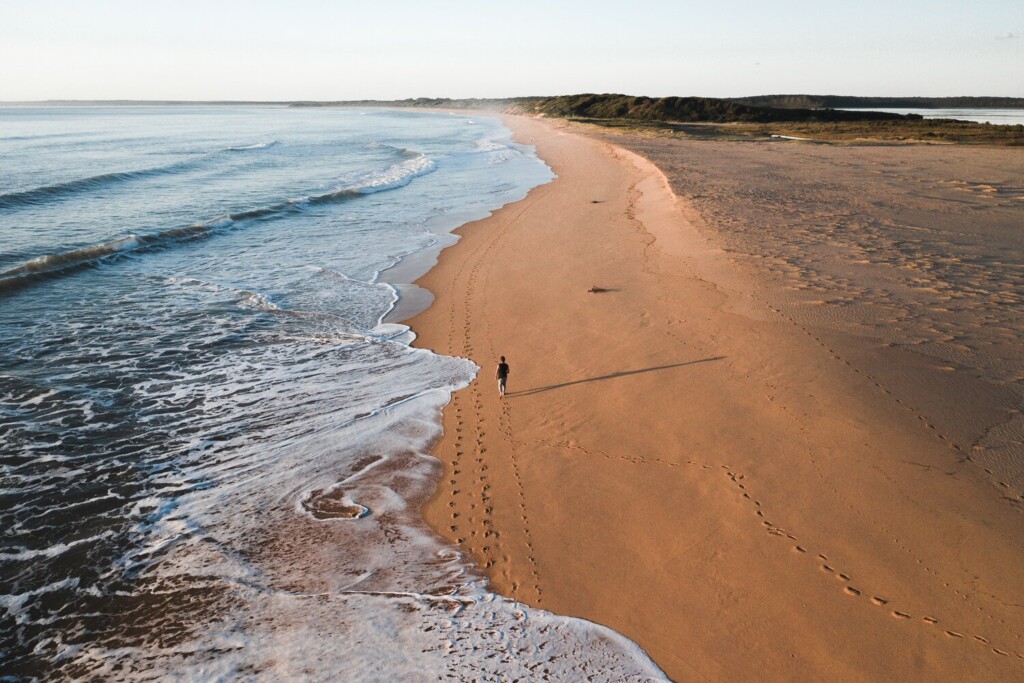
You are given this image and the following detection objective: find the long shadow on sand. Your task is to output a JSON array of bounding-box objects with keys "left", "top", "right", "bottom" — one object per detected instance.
[{"left": 509, "top": 357, "right": 726, "bottom": 397}]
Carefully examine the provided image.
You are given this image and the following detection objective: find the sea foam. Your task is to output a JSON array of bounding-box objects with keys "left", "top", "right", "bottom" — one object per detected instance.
[{"left": 0, "top": 106, "right": 663, "bottom": 680}]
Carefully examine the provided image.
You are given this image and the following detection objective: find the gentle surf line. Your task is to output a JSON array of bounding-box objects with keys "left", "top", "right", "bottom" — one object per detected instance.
[
  {"left": 0, "top": 153, "right": 437, "bottom": 291},
  {"left": 0, "top": 159, "right": 202, "bottom": 211}
]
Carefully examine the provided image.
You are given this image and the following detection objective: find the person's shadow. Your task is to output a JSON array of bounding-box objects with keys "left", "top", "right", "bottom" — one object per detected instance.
[{"left": 507, "top": 356, "right": 726, "bottom": 397}]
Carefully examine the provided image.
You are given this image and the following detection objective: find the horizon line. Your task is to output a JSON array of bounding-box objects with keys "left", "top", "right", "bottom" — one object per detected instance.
[{"left": 4, "top": 93, "right": 1024, "bottom": 106}]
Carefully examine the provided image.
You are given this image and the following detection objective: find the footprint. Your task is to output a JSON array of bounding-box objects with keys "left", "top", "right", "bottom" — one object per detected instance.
[
  {"left": 844, "top": 587, "right": 861, "bottom": 596},
  {"left": 922, "top": 616, "right": 938, "bottom": 624},
  {"left": 892, "top": 611, "right": 912, "bottom": 620},
  {"left": 794, "top": 546, "right": 807, "bottom": 553},
  {"left": 946, "top": 630, "right": 964, "bottom": 639}
]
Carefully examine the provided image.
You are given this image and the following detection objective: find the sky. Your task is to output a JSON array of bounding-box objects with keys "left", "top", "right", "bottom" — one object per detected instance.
[{"left": 1, "top": 0, "right": 1021, "bottom": 101}]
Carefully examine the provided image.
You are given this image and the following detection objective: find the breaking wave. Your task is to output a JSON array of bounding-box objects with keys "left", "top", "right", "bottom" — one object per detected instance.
[
  {"left": 224, "top": 140, "right": 278, "bottom": 152},
  {"left": 474, "top": 136, "right": 523, "bottom": 165},
  {"left": 0, "top": 160, "right": 199, "bottom": 211},
  {"left": 0, "top": 152, "right": 437, "bottom": 291}
]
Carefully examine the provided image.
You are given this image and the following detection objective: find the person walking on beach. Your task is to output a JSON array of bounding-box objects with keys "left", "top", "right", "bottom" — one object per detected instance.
[{"left": 495, "top": 356, "right": 510, "bottom": 398}]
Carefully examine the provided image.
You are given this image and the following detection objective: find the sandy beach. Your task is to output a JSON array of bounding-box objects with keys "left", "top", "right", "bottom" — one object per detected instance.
[{"left": 409, "top": 116, "right": 1024, "bottom": 680}]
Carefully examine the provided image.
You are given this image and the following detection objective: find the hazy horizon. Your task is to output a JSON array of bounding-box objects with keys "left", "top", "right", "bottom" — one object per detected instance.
[
  {"left": 4, "top": 92, "right": 1024, "bottom": 105},
  {"left": 1, "top": 1, "right": 1021, "bottom": 101}
]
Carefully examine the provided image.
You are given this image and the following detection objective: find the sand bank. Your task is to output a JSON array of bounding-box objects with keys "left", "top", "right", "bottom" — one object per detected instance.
[{"left": 409, "top": 116, "right": 1024, "bottom": 680}]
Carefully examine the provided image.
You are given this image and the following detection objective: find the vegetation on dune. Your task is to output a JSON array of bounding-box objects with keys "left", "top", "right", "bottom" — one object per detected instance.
[
  {"left": 578, "top": 117, "right": 1024, "bottom": 146},
  {"left": 517, "top": 94, "right": 910, "bottom": 123},
  {"left": 751, "top": 119, "right": 1024, "bottom": 144}
]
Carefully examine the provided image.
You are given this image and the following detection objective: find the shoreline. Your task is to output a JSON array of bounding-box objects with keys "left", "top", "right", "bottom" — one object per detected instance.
[
  {"left": 379, "top": 109, "right": 551, "bottom": 327},
  {"left": 408, "top": 115, "right": 1024, "bottom": 680}
]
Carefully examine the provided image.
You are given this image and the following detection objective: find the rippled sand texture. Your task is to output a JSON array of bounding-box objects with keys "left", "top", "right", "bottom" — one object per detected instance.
[{"left": 599, "top": 133, "right": 1024, "bottom": 489}]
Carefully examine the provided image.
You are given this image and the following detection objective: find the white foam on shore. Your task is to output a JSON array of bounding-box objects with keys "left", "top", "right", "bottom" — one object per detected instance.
[
  {"left": 474, "top": 135, "right": 523, "bottom": 164},
  {"left": 0, "top": 578, "right": 81, "bottom": 625},
  {"left": 0, "top": 532, "right": 114, "bottom": 562},
  {"left": 146, "top": 592, "right": 670, "bottom": 682},
  {"left": 62, "top": 389, "right": 667, "bottom": 680},
  {"left": 0, "top": 110, "right": 662, "bottom": 679}
]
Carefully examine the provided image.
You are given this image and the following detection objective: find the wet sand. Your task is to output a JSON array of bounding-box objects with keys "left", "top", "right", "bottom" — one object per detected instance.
[{"left": 409, "top": 116, "right": 1024, "bottom": 680}]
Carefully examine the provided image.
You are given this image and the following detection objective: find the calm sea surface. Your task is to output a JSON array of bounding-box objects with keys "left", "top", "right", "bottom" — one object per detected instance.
[
  {"left": 0, "top": 106, "right": 664, "bottom": 679},
  {"left": 842, "top": 108, "right": 1024, "bottom": 126}
]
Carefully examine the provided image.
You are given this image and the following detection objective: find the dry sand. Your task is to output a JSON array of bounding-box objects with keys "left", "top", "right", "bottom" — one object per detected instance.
[
  {"left": 595, "top": 128, "right": 1024, "bottom": 490},
  {"left": 408, "top": 116, "right": 1024, "bottom": 681}
]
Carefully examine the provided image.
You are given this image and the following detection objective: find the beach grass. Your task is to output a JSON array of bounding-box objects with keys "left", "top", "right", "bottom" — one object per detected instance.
[{"left": 564, "top": 117, "right": 1024, "bottom": 145}]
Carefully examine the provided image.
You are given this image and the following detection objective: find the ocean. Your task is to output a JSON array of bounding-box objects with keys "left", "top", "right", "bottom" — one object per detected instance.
[
  {"left": 840, "top": 108, "right": 1024, "bottom": 126},
  {"left": 0, "top": 106, "right": 664, "bottom": 679}
]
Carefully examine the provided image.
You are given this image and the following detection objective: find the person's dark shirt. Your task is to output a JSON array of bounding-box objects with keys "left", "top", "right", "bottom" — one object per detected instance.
[{"left": 497, "top": 362, "right": 509, "bottom": 379}]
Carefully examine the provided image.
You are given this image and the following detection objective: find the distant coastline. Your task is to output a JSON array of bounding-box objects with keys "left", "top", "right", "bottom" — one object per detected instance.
[
  {"left": 7, "top": 94, "right": 1024, "bottom": 110},
  {"left": 7, "top": 95, "right": 1022, "bottom": 144}
]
